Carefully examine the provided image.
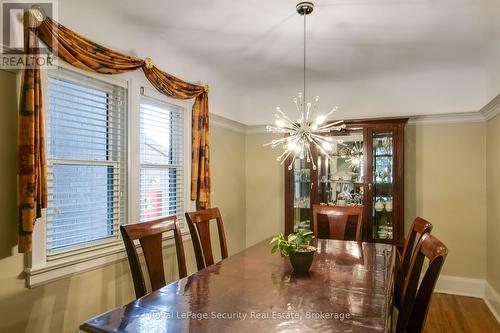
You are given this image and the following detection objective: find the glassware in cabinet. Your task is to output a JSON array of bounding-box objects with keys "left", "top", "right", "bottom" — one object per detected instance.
[{"left": 371, "top": 131, "right": 394, "bottom": 241}]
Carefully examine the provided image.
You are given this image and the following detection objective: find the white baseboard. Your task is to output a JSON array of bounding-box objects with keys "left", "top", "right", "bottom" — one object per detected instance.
[
  {"left": 428, "top": 275, "right": 499, "bottom": 324},
  {"left": 485, "top": 282, "right": 500, "bottom": 324},
  {"left": 433, "top": 275, "right": 486, "bottom": 298}
]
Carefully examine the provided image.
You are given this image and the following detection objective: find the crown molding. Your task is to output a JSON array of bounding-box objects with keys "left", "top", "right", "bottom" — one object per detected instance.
[
  {"left": 408, "top": 111, "right": 485, "bottom": 125},
  {"left": 480, "top": 94, "right": 500, "bottom": 121},
  {"left": 210, "top": 114, "right": 269, "bottom": 134},
  {"left": 210, "top": 113, "right": 247, "bottom": 133},
  {"left": 245, "top": 125, "right": 268, "bottom": 134},
  {"left": 210, "top": 110, "right": 493, "bottom": 134}
]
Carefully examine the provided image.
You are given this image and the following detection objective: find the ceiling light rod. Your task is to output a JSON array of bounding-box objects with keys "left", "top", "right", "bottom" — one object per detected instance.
[{"left": 296, "top": 2, "right": 313, "bottom": 106}]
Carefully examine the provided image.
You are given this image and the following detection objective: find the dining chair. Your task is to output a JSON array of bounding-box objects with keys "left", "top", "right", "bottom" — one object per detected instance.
[
  {"left": 395, "top": 233, "right": 448, "bottom": 333},
  {"left": 312, "top": 204, "right": 363, "bottom": 242},
  {"left": 394, "top": 217, "right": 433, "bottom": 309},
  {"left": 185, "top": 207, "right": 228, "bottom": 270},
  {"left": 120, "top": 216, "right": 187, "bottom": 298}
]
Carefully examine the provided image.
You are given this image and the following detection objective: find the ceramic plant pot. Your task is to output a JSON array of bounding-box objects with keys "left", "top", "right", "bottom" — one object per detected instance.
[{"left": 289, "top": 251, "right": 315, "bottom": 273}]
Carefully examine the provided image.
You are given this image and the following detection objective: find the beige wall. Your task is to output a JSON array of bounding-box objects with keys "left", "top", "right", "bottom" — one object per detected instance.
[
  {"left": 486, "top": 115, "right": 500, "bottom": 293},
  {"left": 210, "top": 125, "right": 247, "bottom": 255},
  {"left": 404, "top": 124, "right": 417, "bottom": 233},
  {"left": 0, "top": 69, "right": 246, "bottom": 333},
  {"left": 407, "top": 123, "right": 487, "bottom": 279},
  {"left": 244, "top": 133, "right": 284, "bottom": 247}
]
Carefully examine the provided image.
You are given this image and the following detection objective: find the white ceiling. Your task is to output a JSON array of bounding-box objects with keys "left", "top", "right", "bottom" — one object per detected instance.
[
  {"left": 101, "top": 0, "right": 500, "bottom": 83},
  {"left": 59, "top": 0, "right": 500, "bottom": 123}
]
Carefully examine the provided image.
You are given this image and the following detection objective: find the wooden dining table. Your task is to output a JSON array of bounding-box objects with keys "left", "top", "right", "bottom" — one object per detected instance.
[{"left": 80, "top": 238, "right": 395, "bottom": 333}]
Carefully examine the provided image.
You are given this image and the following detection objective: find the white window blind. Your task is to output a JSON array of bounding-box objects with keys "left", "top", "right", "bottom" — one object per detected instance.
[
  {"left": 140, "top": 96, "right": 184, "bottom": 224},
  {"left": 46, "top": 67, "right": 127, "bottom": 255}
]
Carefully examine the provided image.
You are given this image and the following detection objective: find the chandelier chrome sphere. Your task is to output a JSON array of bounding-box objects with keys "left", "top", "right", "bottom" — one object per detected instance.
[{"left": 264, "top": 1, "right": 345, "bottom": 170}]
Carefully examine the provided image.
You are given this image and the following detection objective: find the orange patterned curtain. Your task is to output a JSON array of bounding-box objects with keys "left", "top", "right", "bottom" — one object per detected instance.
[
  {"left": 18, "top": 12, "right": 47, "bottom": 253},
  {"left": 18, "top": 10, "right": 210, "bottom": 252}
]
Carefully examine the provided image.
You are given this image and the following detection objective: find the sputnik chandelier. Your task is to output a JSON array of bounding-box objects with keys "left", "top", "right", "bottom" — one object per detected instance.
[{"left": 265, "top": 1, "right": 345, "bottom": 170}]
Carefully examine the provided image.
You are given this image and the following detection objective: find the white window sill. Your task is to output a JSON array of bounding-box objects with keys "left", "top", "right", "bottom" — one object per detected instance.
[{"left": 24, "top": 232, "right": 192, "bottom": 288}]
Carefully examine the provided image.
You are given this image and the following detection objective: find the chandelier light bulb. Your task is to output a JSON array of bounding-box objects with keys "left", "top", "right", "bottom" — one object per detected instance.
[{"left": 315, "top": 115, "right": 326, "bottom": 125}]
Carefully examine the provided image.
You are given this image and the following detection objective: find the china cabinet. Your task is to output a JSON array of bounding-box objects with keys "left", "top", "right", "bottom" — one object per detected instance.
[{"left": 284, "top": 118, "right": 407, "bottom": 246}]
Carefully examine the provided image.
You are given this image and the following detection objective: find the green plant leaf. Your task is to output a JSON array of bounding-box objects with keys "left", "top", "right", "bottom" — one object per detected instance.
[
  {"left": 269, "top": 236, "right": 279, "bottom": 244},
  {"left": 302, "top": 230, "right": 313, "bottom": 237}
]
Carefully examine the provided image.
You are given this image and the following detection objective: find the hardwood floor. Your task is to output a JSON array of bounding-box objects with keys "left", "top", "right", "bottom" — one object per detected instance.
[{"left": 424, "top": 293, "right": 500, "bottom": 332}]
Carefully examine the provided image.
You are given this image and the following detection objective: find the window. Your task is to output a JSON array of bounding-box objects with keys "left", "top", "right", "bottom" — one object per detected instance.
[
  {"left": 140, "top": 96, "right": 184, "bottom": 224},
  {"left": 26, "top": 67, "right": 190, "bottom": 287},
  {"left": 46, "top": 67, "right": 127, "bottom": 255}
]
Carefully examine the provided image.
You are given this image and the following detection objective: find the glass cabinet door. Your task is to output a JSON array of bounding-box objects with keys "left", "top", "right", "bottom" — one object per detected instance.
[
  {"left": 371, "top": 130, "right": 394, "bottom": 241},
  {"left": 292, "top": 158, "right": 312, "bottom": 232},
  {"left": 317, "top": 133, "right": 364, "bottom": 207}
]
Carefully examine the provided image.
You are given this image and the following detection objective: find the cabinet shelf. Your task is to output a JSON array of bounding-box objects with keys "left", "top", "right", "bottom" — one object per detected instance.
[{"left": 327, "top": 180, "right": 361, "bottom": 184}]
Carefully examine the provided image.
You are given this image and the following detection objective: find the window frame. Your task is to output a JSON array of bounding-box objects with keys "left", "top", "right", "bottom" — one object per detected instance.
[
  {"left": 45, "top": 67, "right": 127, "bottom": 255},
  {"left": 24, "top": 63, "right": 194, "bottom": 287},
  {"left": 139, "top": 94, "right": 186, "bottom": 226}
]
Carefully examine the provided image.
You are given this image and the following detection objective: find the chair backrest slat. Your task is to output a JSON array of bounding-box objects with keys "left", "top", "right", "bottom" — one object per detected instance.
[
  {"left": 400, "top": 218, "right": 433, "bottom": 283},
  {"left": 139, "top": 233, "right": 166, "bottom": 292},
  {"left": 395, "top": 217, "right": 433, "bottom": 308},
  {"left": 396, "top": 233, "right": 448, "bottom": 333},
  {"left": 185, "top": 207, "right": 228, "bottom": 271},
  {"left": 312, "top": 204, "right": 363, "bottom": 242},
  {"left": 195, "top": 220, "right": 214, "bottom": 266},
  {"left": 120, "top": 216, "right": 187, "bottom": 298}
]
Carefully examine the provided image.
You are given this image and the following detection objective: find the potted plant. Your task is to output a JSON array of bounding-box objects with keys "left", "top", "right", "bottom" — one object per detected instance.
[{"left": 270, "top": 230, "right": 316, "bottom": 273}]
